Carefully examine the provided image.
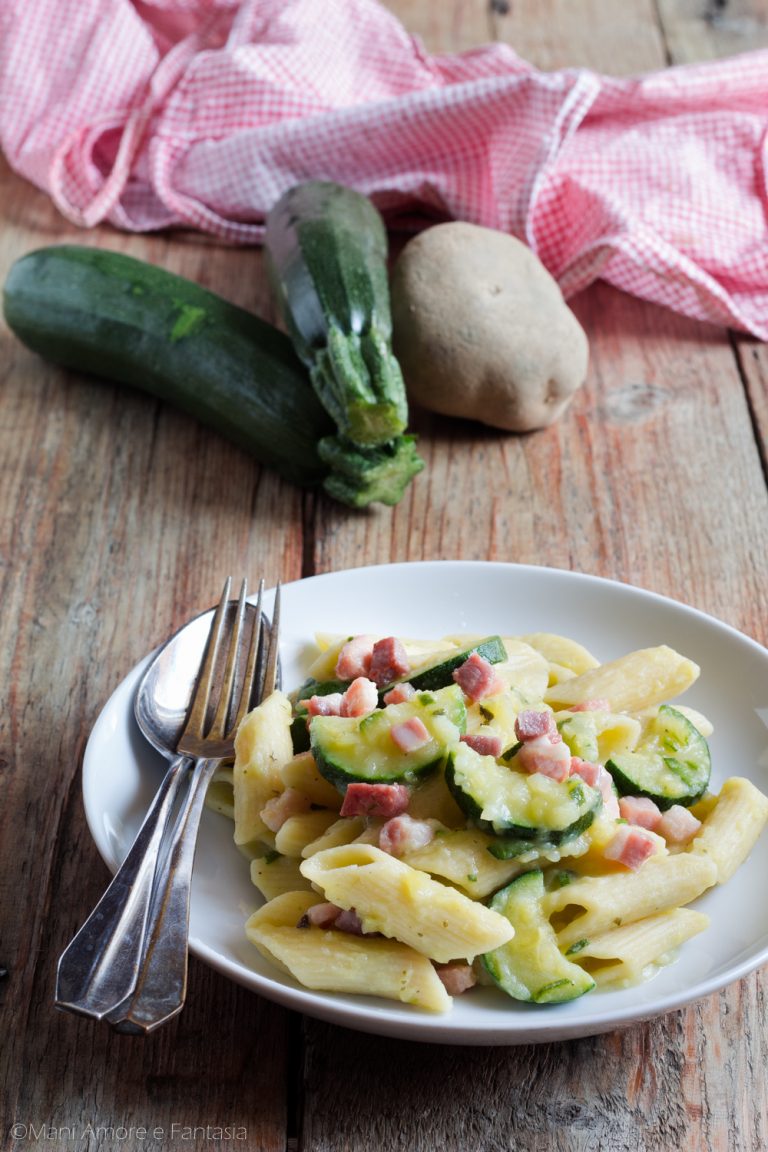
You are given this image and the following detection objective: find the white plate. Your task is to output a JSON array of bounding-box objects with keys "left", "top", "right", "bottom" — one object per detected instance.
[{"left": 82, "top": 561, "right": 768, "bottom": 1044}]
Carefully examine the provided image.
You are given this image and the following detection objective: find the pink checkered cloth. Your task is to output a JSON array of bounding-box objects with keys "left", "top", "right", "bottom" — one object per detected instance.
[{"left": 1, "top": 0, "right": 767, "bottom": 337}]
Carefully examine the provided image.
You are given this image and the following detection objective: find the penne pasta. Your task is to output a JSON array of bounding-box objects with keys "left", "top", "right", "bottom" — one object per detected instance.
[
  {"left": 233, "top": 690, "right": 293, "bottom": 847},
  {"left": 518, "top": 632, "right": 601, "bottom": 677},
  {"left": 301, "top": 815, "right": 367, "bottom": 858},
  {"left": 404, "top": 828, "right": 524, "bottom": 897},
  {"left": 300, "top": 843, "right": 515, "bottom": 962},
  {"left": 205, "top": 763, "right": 235, "bottom": 820},
  {"left": 250, "top": 853, "right": 313, "bottom": 901},
  {"left": 690, "top": 776, "right": 768, "bottom": 883},
  {"left": 274, "top": 809, "right": 340, "bottom": 858},
  {"left": 545, "top": 852, "right": 717, "bottom": 951},
  {"left": 570, "top": 907, "right": 710, "bottom": 989},
  {"left": 282, "top": 750, "right": 341, "bottom": 809},
  {"left": 245, "top": 892, "right": 451, "bottom": 1012},
  {"left": 545, "top": 646, "right": 700, "bottom": 713}
]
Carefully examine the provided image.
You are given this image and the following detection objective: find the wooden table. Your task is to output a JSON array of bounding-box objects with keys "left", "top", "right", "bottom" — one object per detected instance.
[{"left": 3, "top": 2, "right": 768, "bottom": 1149}]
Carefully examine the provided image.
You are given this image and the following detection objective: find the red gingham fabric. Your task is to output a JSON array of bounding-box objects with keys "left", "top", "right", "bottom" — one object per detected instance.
[{"left": 1, "top": 0, "right": 766, "bottom": 337}]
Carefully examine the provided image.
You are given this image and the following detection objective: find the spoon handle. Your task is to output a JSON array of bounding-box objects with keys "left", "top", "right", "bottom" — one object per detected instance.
[
  {"left": 106, "top": 757, "right": 221, "bottom": 1034},
  {"left": 54, "top": 755, "right": 192, "bottom": 1020}
]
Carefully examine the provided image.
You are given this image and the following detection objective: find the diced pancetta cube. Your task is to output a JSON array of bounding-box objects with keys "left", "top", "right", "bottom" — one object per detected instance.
[
  {"left": 595, "top": 764, "right": 620, "bottom": 819},
  {"left": 570, "top": 698, "right": 611, "bottom": 712},
  {"left": 383, "top": 681, "right": 416, "bottom": 706},
  {"left": 339, "top": 676, "right": 379, "bottom": 717},
  {"left": 300, "top": 901, "right": 342, "bottom": 929},
  {"left": 618, "top": 795, "right": 662, "bottom": 831},
  {"left": 452, "top": 652, "right": 506, "bottom": 702},
  {"left": 516, "top": 734, "right": 571, "bottom": 781},
  {"left": 334, "top": 635, "right": 375, "bottom": 681},
  {"left": 460, "top": 732, "right": 504, "bottom": 758},
  {"left": 334, "top": 909, "right": 366, "bottom": 935},
  {"left": 603, "top": 824, "right": 659, "bottom": 870},
  {"left": 340, "top": 782, "right": 411, "bottom": 819},
  {"left": 260, "top": 787, "right": 311, "bottom": 832},
  {"left": 389, "top": 715, "right": 431, "bottom": 753},
  {"left": 379, "top": 814, "right": 436, "bottom": 856},
  {"left": 570, "top": 757, "right": 601, "bottom": 788},
  {"left": 368, "top": 636, "right": 410, "bottom": 687},
  {"left": 656, "top": 804, "right": 702, "bottom": 844},
  {"left": 515, "top": 709, "right": 558, "bottom": 742},
  {"left": 434, "top": 961, "right": 477, "bottom": 996},
  {"left": 306, "top": 692, "right": 344, "bottom": 716}
]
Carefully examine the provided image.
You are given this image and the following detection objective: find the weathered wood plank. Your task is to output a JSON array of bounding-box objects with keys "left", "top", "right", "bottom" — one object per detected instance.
[
  {"left": 383, "top": 0, "right": 493, "bottom": 52},
  {"left": 0, "top": 153, "right": 299, "bottom": 1149},
  {"left": 493, "top": 0, "right": 667, "bottom": 72},
  {"left": 656, "top": 0, "right": 768, "bottom": 62}
]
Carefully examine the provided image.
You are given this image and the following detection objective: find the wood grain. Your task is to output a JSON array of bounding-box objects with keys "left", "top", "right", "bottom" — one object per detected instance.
[
  {"left": 1, "top": 1, "right": 766, "bottom": 1150},
  {"left": 0, "top": 161, "right": 300, "bottom": 1150}
]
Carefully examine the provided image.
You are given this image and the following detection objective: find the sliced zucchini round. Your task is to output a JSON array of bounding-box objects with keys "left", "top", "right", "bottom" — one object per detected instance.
[
  {"left": 394, "top": 635, "right": 507, "bottom": 693},
  {"left": 445, "top": 742, "right": 601, "bottom": 850},
  {"left": 310, "top": 685, "right": 466, "bottom": 792},
  {"left": 482, "top": 870, "right": 595, "bottom": 1004},
  {"left": 606, "top": 704, "right": 710, "bottom": 810}
]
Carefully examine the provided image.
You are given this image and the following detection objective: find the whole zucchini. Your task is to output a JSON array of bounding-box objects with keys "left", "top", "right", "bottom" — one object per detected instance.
[
  {"left": 264, "top": 181, "right": 415, "bottom": 451},
  {"left": 2, "top": 245, "right": 418, "bottom": 506}
]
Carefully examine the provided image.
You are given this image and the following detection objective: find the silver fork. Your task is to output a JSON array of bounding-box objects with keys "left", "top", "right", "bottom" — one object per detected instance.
[{"left": 55, "top": 577, "right": 281, "bottom": 1033}]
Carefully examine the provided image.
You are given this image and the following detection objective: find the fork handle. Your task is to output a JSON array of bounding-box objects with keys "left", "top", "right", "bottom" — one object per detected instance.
[
  {"left": 107, "top": 757, "right": 220, "bottom": 1034},
  {"left": 54, "top": 754, "right": 192, "bottom": 1020}
]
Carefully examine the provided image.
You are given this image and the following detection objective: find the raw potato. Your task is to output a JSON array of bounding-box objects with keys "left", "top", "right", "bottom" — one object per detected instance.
[{"left": 390, "top": 222, "right": 589, "bottom": 432}]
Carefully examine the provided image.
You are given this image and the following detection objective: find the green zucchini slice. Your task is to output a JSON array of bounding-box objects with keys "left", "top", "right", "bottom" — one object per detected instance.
[
  {"left": 310, "top": 685, "right": 466, "bottom": 792},
  {"left": 391, "top": 635, "right": 508, "bottom": 694},
  {"left": 606, "top": 704, "right": 710, "bottom": 810},
  {"left": 482, "top": 870, "right": 596, "bottom": 1004},
  {"left": 445, "top": 742, "right": 601, "bottom": 852}
]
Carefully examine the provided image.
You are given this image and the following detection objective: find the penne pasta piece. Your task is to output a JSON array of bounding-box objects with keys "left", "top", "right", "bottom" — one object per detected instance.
[
  {"left": 545, "top": 852, "right": 717, "bottom": 951},
  {"left": 233, "top": 690, "right": 293, "bottom": 846},
  {"left": 251, "top": 853, "right": 314, "bottom": 901},
  {"left": 205, "top": 763, "right": 235, "bottom": 820},
  {"left": 690, "top": 776, "right": 768, "bottom": 883},
  {"left": 245, "top": 891, "right": 451, "bottom": 1012},
  {"left": 518, "top": 632, "right": 601, "bottom": 677},
  {"left": 570, "top": 907, "right": 710, "bottom": 989},
  {"left": 301, "top": 816, "right": 367, "bottom": 858},
  {"left": 274, "top": 809, "right": 340, "bottom": 859},
  {"left": 404, "top": 828, "right": 525, "bottom": 897},
  {"left": 281, "top": 751, "right": 342, "bottom": 809},
  {"left": 300, "top": 843, "right": 514, "bottom": 962},
  {"left": 490, "top": 641, "right": 550, "bottom": 701},
  {"left": 406, "top": 769, "right": 466, "bottom": 827},
  {"left": 545, "top": 646, "right": 700, "bottom": 713}
]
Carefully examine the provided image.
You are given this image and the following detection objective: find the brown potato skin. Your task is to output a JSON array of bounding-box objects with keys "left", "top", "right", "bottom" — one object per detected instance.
[{"left": 390, "top": 223, "right": 589, "bottom": 432}]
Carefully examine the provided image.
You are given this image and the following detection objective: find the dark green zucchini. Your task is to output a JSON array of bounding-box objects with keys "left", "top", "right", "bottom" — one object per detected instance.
[
  {"left": 402, "top": 636, "right": 508, "bottom": 693},
  {"left": 606, "top": 704, "right": 710, "bottom": 810},
  {"left": 445, "top": 741, "right": 601, "bottom": 852},
  {"left": 482, "top": 870, "right": 595, "bottom": 1003},
  {"left": 2, "top": 245, "right": 415, "bottom": 508},
  {"left": 265, "top": 181, "right": 411, "bottom": 448},
  {"left": 310, "top": 685, "right": 466, "bottom": 792}
]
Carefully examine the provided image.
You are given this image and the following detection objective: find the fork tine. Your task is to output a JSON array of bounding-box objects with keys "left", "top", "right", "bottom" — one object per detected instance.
[
  {"left": 262, "top": 581, "right": 281, "bottom": 699},
  {"left": 231, "top": 579, "right": 265, "bottom": 734},
  {"left": 207, "top": 579, "right": 247, "bottom": 740},
  {"left": 183, "top": 576, "right": 232, "bottom": 740}
]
